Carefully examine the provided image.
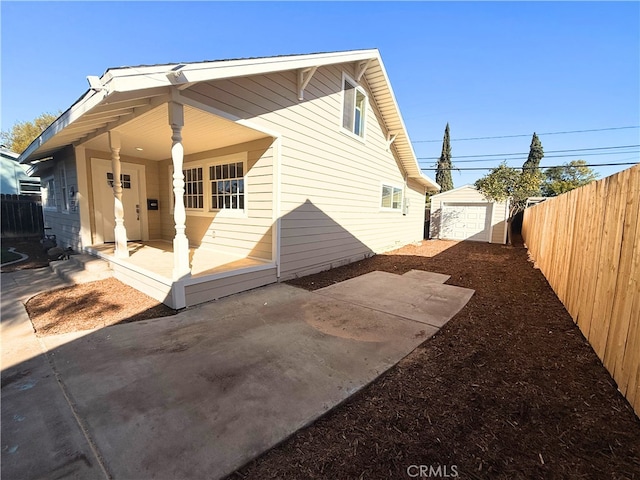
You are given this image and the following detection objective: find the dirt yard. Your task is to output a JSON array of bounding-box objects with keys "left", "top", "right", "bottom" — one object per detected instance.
[{"left": 8, "top": 238, "right": 640, "bottom": 479}]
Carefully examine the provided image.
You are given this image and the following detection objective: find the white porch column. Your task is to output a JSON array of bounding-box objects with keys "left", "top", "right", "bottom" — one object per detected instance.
[
  {"left": 109, "top": 131, "right": 129, "bottom": 258},
  {"left": 169, "top": 101, "right": 191, "bottom": 280}
]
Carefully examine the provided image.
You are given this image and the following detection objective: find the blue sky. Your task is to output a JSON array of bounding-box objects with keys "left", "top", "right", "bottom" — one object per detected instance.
[{"left": 1, "top": 1, "right": 639, "bottom": 187}]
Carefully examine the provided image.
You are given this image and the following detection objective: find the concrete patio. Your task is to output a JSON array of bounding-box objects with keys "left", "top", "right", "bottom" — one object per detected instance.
[{"left": 1, "top": 267, "right": 473, "bottom": 480}]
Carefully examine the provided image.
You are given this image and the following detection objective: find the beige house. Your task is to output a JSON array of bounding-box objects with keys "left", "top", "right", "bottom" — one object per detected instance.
[
  {"left": 429, "top": 185, "right": 508, "bottom": 244},
  {"left": 20, "top": 49, "right": 439, "bottom": 309}
]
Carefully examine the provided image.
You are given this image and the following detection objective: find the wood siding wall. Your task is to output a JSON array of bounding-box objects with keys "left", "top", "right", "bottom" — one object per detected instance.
[
  {"left": 40, "top": 147, "right": 82, "bottom": 250},
  {"left": 184, "top": 63, "right": 427, "bottom": 279},
  {"left": 522, "top": 165, "right": 639, "bottom": 416},
  {"left": 158, "top": 138, "right": 274, "bottom": 260}
]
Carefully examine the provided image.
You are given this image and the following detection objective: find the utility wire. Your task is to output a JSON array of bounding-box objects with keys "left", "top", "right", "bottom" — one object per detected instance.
[
  {"left": 418, "top": 144, "right": 640, "bottom": 160},
  {"left": 422, "top": 162, "right": 639, "bottom": 171},
  {"left": 419, "top": 150, "right": 640, "bottom": 164},
  {"left": 412, "top": 126, "right": 640, "bottom": 143}
]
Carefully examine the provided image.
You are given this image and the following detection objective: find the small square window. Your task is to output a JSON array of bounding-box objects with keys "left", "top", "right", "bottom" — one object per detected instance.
[{"left": 381, "top": 184, "right": 402, "bottom": 211}]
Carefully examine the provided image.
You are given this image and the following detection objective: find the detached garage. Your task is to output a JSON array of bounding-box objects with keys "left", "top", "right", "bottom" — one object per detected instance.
[{"left": 429, "top": 185, "right": 508, "bottom": 244}]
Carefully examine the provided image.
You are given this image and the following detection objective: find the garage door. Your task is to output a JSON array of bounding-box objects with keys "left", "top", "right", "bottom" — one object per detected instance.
[{"left": 441, "top": 202, "right": 491, "bottom": 242}]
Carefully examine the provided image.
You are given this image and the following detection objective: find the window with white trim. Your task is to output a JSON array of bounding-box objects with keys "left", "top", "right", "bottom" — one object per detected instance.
[
  {"left": 170, "top": 154, "right": 248, "bottom": 214},
  {"left": 59, "top": 164, "right": 69, "bottom": 212},
  {"left": 183, "top": 166, "right": 204, "bottom": 209},
  {"left": 342, "top": 75, "right": 367, "bottom": 138},
  {"left": 42, "top": 176, "right": 56, "bottom": 210},
  {"left": 210, "top": 161, "right": 245, "bottom": 210},
  {"left": 381, "top": 184, "right": 403, "bottom": 210}
]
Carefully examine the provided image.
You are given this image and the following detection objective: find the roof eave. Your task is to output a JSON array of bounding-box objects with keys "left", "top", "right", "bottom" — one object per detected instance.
[{"left": 19, "top": 88, "right": 110, "bottom": 164}]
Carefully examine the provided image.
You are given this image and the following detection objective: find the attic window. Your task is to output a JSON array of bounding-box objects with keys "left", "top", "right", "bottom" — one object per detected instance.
[{"left": 342, "top": 75, "right": 366, "bottom": 138}]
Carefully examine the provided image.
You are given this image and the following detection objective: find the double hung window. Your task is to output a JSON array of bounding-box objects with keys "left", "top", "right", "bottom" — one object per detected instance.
[{"left": 342, "top": 75, "right": 367, "bottom": 138}]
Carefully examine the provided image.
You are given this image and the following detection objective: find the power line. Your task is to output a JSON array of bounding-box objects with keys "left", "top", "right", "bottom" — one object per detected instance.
[
  {"left": 422, "top": 162, "right": 639, "bottom": 171},
  {"left": 419, "top": 150, "right": 640, "bottom": 164},
  {"left": 418, "top": 144, "right": 640, "bottom": 160},
  {"left": 412, "top": 126, "right": 640, "bottom": 143}
]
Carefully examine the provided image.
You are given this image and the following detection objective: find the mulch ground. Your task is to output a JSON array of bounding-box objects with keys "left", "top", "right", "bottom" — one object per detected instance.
[
  {"left": 6, "top": 237, "right": 640, "bottom": 478},
  {"left": 228, "top": 239, "right": 640, "bottom": 480},
  {"left": 25, "top": 277, "right": 177, "bottom": 336}
]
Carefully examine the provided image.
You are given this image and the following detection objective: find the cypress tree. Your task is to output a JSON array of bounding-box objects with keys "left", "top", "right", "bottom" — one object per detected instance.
[
  {"left": 522, "top": 132, "right": 544, "bottom": 196},
  {"left": 435, "top": 123, "right": 454, "bottom": 191},
  {"left": 523, "top": 132, "right": 544, "bottom": 173}
]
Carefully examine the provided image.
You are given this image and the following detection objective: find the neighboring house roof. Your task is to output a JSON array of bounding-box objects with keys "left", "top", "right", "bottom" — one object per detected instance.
[
  {"left": 18, "top": 49, "right": 439, "bottom": 191},
  {"left": 1, "top": 148, "right": 40, "bottom": 195},
  {"left": 1, "top": 148, "right": 20, "bottom": 161}
]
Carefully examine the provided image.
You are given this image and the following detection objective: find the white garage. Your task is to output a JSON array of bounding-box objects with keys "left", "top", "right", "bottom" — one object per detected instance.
[{"left": 429, "top": 185, "right": 509, "bottom": 244}]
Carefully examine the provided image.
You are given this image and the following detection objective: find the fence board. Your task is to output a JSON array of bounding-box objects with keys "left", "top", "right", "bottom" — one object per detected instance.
[
  {"left": 0, "top": 194, "right": 44, "bottom": 238},
  {"left": 522, "top": 164, "right": 640, "bottom": 418}
]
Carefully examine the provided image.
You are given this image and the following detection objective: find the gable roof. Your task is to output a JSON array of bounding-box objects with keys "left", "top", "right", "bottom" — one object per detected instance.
[
  {"left": 18, "top": 49, "right": 439, "bottom": 191},
  {"left": 431, "top": 184, "right": 508, "bottom": 205},
  {"left": 430, "top": 184, "right": 479, "bottom": 198}
]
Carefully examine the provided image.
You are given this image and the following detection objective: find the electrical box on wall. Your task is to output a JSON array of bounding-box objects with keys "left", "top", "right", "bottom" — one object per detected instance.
[
  {"left": 147, "top": 199, "right": 159, "bottom": 210},
  {"left": 403, "top": 197, "right": 410, "bottom": 216}
]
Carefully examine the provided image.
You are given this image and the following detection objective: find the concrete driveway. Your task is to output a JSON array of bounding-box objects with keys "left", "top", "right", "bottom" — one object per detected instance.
[{"left": 1, "top": 268, "right": 473, "bottom": 480}]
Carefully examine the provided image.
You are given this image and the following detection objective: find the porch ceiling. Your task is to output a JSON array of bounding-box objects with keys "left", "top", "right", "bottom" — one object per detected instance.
[{"left": 82, "top": 103, "right": 269, "bottom": 161}]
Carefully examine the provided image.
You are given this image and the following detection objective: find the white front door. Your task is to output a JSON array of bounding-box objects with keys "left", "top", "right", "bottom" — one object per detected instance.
[
  {"left": 441, "top": 202, "right": 492, "bottom": 242},
  {"left": 92, "top": 158, "right": 143, "bottom": 242}
]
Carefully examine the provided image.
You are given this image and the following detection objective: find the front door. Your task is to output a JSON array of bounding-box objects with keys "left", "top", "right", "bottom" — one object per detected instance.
[{"left": 92, "top": 158, "right": 143, "bottom": 242}]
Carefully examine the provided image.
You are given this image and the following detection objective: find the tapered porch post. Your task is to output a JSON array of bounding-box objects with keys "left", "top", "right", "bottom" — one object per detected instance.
[
  {"left": 169, "top": 101, "right": 191, "bottom": 280},
  {"left": 109, "top": 131, "right": 129, "bottom": 258}
]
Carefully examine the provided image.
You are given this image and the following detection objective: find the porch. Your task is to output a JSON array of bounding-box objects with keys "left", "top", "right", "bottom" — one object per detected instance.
[
  {"left": 86, "top": 241, "right": 277, "bottom": 309},
  {"left": 88, "top": 240, "right": 273, "bottom": 278}
]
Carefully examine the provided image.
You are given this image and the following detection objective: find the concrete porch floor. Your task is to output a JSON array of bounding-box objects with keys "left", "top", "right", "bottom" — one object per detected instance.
[{"left": 88, "top": 241, "right": 272, "bottom": 279}]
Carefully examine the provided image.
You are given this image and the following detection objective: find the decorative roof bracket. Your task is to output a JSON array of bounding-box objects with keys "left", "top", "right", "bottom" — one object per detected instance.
[
  {"left": 386, "top": 133, "right": 398, "bottom": 151},
  {"left": 297, "top": 66, "right": 318, "bottom": 101},
  {"left": 356, "top": 59, "right": 373, "bottom": 81},
  {"left": 166, "top": 65, "right": 193, "bottom": 90}
]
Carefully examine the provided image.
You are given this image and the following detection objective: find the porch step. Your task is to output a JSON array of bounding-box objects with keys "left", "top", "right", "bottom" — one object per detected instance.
[{"left": 50, "top": 254, "right": 113, "bottom": 285}]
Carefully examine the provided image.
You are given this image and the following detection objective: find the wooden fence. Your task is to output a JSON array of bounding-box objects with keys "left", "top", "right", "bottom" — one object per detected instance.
[
  {"left": 522, "top": 164, "right": 639, "bottom": 416},
  {"left": 1, "top": 193, "right": 44, "bottom": 239}
]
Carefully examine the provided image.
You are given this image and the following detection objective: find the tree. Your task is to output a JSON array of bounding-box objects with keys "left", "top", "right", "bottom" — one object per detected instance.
[
  {"left": 542, "top": 160, "right": 598, "bottom": 196},
  {"left": 435, "top": 123, "right": 454, "bottom": 192},
  {"left": 474, "top": 161, "right": 543, "bottom": 244},
  {"left": 0, "top": 112, "right": 59, "bottom": 154},
  {"left": 522, "top": 132, "right": 544, "bottom": 196}
]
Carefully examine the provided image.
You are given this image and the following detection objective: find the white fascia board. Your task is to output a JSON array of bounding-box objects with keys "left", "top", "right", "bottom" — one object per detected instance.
[
  {"left": 105, "top": 50, "right": 380, "bottom": 93},
  {"left": 19, "top": 89, "right": 109, "bottom": 164},
  {"left": 418, "top": 172, "right": 441, "bottom": 192},
  {"left": 430, "top": 184, "right": 477, "bottom": 199},
  {"left": 371, "top": 52, "right": 439, "bottom": 193}
]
